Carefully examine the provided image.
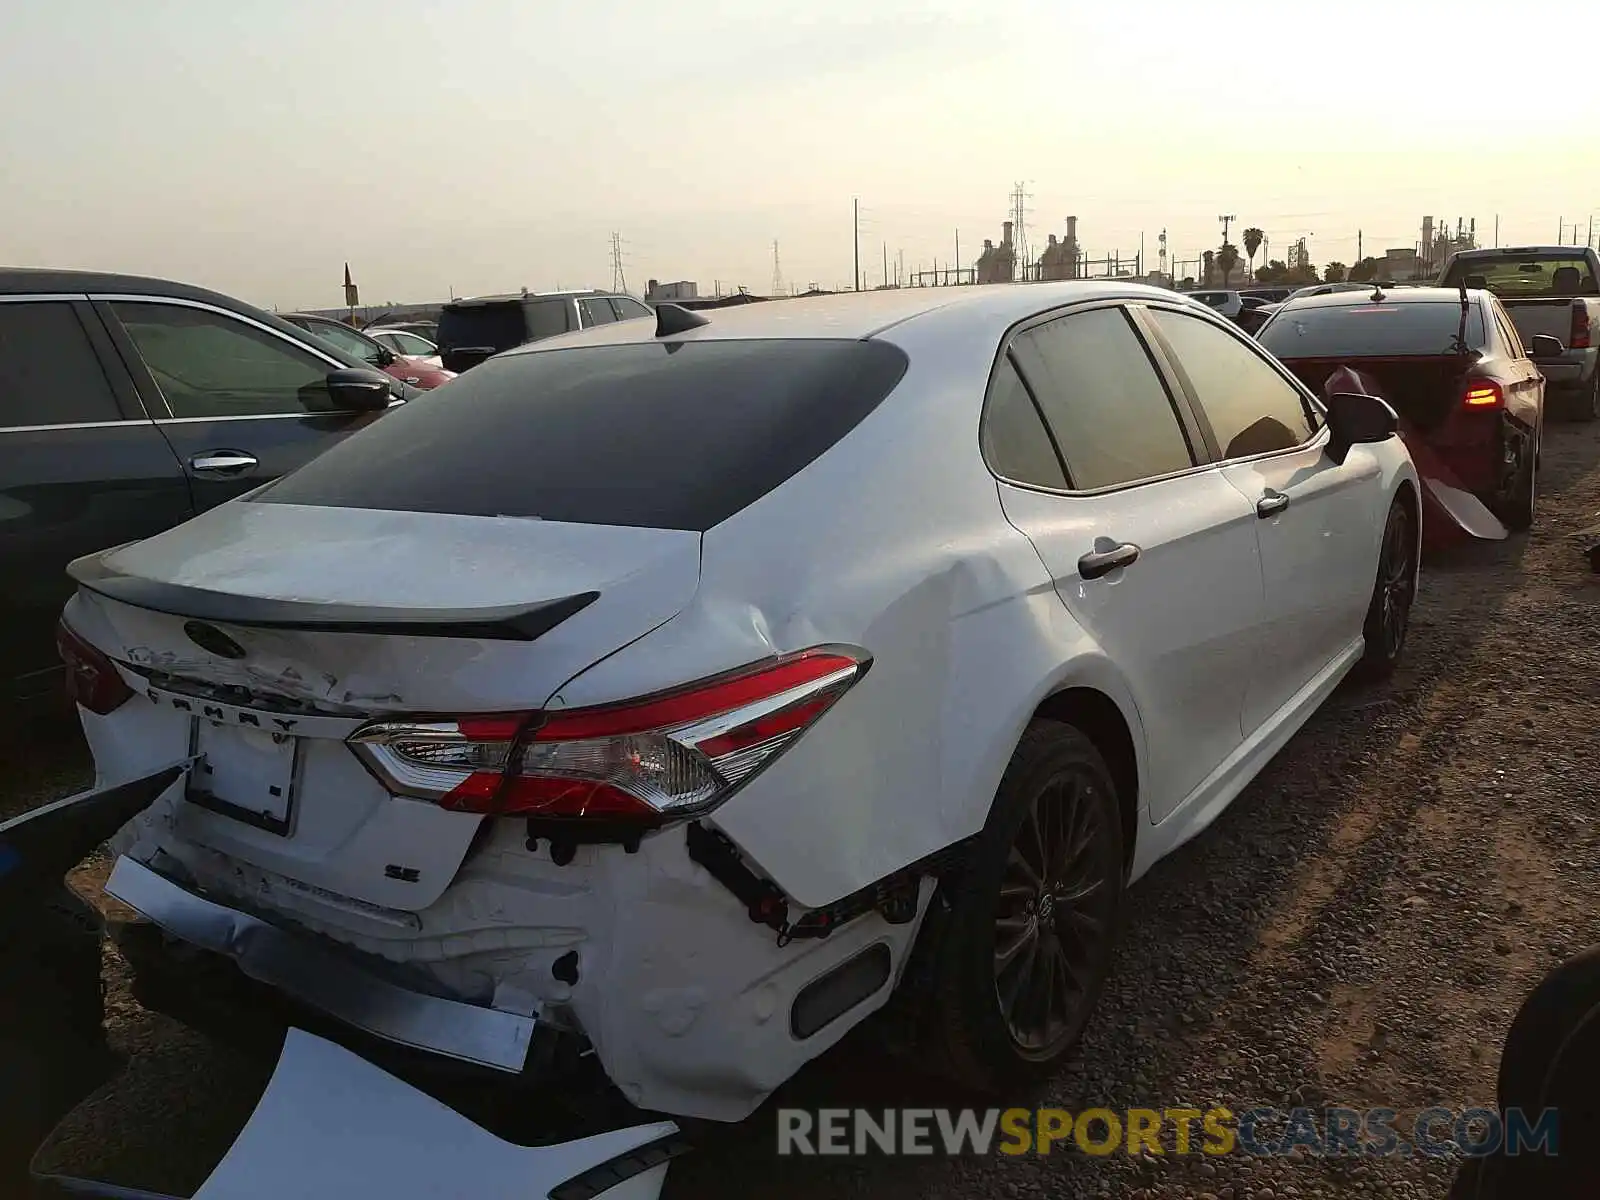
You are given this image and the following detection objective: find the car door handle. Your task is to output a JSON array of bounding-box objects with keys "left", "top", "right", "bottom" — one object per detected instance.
[
  {"left": 1256, "top": 490, "right": 1290, "bottom": 518},
  {"left": 1078, "top": 542, "right": 1140, "bottom": 580},
  {"left": 189, "top": 451, "right": 259, "bottom": 476}
]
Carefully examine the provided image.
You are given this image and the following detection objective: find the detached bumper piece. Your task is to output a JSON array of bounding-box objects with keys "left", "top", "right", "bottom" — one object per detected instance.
[
  {"left": 104, "top": 856, "right": 536, "bottom": 1074},
  {"left": 32, "top": 1030, "right": 684, "bottom": 1200}
]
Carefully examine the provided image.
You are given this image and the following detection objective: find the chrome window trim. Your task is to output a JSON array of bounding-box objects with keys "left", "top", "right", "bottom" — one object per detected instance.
[
  {"left": 0, "top": 418, "right": 148, "bottom": 434},
  {"left": 0, "top": 292, "right": 91, "bottom": 303}
]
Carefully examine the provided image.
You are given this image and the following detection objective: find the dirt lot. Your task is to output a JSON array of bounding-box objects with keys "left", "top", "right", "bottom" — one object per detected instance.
[{"left": 10, "top": 418, "right": 1600, "bottom": 1198}]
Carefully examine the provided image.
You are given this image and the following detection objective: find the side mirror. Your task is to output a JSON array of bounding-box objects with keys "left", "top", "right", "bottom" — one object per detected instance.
[
  {"left": 1529, "top": 334, "right": 1565, "bottom": 359},
  {"left": 326, "top": 367, "right": 398, "bottom": 412},
  {"left": 1324, "top": 392, "right": 1398, "bottom": 465}
]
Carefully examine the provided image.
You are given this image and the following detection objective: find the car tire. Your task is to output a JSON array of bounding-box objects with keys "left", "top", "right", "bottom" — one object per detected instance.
[
  {"left": 924, "top": 721, "right": 1124, "bottom": 1093},
  {"left": 1356, "top": 495, "right": 1416, "bottom": 681},
  {"left": 1498, "top": 431, "right": 1538, "bottom": 533}
]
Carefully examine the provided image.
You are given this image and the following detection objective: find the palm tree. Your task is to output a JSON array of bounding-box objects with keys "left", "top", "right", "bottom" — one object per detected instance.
[
  {"left": 1242, "top": 227, "right": 1264, "bottom": 280},
  {"left": 1217, "top": 243, "right": 1241, "bottom": 287},
  {"left": 1203, "top": 250, "right": 1215, "bottom": 285}
]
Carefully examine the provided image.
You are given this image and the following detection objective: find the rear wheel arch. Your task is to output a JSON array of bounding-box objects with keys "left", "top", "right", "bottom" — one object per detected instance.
[{"left": 1031, "top": 686, "right": 1139, "bottom": 872}]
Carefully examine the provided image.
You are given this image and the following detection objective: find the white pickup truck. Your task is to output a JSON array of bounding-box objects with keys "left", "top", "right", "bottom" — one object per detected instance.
[{"left": 1439, "top": 246, "right": 1600, "bottom": 420}]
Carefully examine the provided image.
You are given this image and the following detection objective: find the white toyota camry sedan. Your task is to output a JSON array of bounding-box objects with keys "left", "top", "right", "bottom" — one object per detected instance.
[{"left": 57, "top": 282, "right": 1419, "bottom": 1122}]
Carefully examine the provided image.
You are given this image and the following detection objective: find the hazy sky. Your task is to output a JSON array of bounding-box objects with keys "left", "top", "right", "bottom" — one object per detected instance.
[{"left": 2, "top": 0, "right": 1596, "bottom": 309}]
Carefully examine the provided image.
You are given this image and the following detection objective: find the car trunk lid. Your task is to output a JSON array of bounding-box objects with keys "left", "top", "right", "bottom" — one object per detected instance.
[{"left": 69, "top": 502, "right": 702, "bottom": 911}]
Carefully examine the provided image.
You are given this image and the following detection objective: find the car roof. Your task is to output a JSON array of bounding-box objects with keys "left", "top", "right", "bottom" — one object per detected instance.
[
  {"left": 507, "top": 281, "right": 1191, "bottom": 353},
  {"left": 446, "top": 289, "right": 614, "bottom": 308},
  {"left": 0, "top": 266, "right": 256, "bottom": 306},
  {"left": 1278, "top": 286, "right": 1484, "bottom": 311}
]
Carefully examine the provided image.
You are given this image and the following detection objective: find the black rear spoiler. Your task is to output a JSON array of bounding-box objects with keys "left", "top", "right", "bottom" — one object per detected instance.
[{"left": 66, "top": 550, "right": 598, "bottom": 642}]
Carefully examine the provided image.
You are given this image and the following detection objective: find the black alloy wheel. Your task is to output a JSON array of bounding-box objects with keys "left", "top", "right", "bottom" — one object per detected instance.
[
  {"left": 1358, "top": 497, "right": 1415, "bottom": 679},
  {"left": 924, "top": 722, "right": 1124, "bottom": 1091},
  {"left": 993, "top": 769, "right": 1118, "bottom": 1057}
]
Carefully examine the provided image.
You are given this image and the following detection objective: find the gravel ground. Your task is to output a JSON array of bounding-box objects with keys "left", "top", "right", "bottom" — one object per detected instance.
[{"left": 9, "top": 417, "right": 1600, "bottom": 1198}]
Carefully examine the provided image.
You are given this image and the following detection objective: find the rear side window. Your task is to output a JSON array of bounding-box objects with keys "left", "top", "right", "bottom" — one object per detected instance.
[
  {"left": 1147, "top": 308, "right": 1315, "bottom": 459},
  {"left": 981, "top": 355, "right": 1068, "bottom": 489},
  {"left": 256, "top": 339, "right": 910, "bottom": 531},
  {"left": 1258, "top": 300, "right": 1486, "bottom": 358},
  {"left": 610, "top": 297, "right": 652, "bottom": 321},
  {"left": 524, "top": 299, "right": 572, "bottom": 341},
  {"left": 0, "top": 302, "right": 122, "bottom": 428},
  {"left": 1009, "top": 306, "right": 1195, "bottom": 490},
  {"left": 437, "top": 303, "right": 529, "bottom": 353}
]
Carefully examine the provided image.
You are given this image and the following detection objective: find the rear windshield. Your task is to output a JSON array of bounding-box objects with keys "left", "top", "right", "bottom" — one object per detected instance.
[
  {"left": 1258, "top": 301, "right": 1486, "bottom": 358},
  {"left": 1441, "top": 255, "right": 1599, "bottom": 298},
  {"left": 256, "top": 339, "right": 910, "bottom": 531}
]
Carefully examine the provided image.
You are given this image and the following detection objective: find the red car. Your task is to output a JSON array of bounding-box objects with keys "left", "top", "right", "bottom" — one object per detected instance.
[
  {"left": 1256, "top": 285, "right": 1549, "bottom": 537},
  {"left": 282, "top": 313, "right": 456, "bottom": 390}
]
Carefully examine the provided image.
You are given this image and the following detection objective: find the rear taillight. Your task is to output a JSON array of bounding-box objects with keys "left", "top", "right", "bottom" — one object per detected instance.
[
  {"left": 1572, "top": 302, "right": 1592, "bottom": 350},
  {"left": 1463, "top": 380, "right": 1504, "bottom": 409},
  {"left": 349, "top": 646, "right": 870, "bottom": 821},
  {"left": 55, "top": 618, "right": 134, "bottom": 715}
]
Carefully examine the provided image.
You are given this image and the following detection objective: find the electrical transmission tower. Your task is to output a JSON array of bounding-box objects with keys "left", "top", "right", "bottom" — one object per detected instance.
[
  {"left": 610, "top": 232, "right": 628, "bottom": 292},
  {"left": 1010, "top": 181, "right": 1034, "bottom": 281},
  {"left": 771, "top": 240, "right": 785, "bottom": 297},
  {"left": 1218, "top": 214, "right": 1236, "bottom": 246}
]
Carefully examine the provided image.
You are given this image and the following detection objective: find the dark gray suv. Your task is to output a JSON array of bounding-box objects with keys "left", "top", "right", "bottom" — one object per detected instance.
[{"left": 435, "top": 289, "right": 653, "bottom": 373}]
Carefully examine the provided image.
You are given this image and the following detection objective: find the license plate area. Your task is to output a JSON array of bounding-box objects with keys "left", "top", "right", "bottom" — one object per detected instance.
[{"left": 187, "top": 717, "right": 302, "bottom": 836}]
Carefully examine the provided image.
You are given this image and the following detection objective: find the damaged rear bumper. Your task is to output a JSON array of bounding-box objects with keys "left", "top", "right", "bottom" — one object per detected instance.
[{"left": 105, "top": 855, "right": 537, "bottom": 1074}]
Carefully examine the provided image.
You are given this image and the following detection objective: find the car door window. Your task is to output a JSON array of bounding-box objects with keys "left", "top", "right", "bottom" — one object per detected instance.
[
  {"left": 308, "top": 319, "right": 383, "bottom": 365},
  {"left": 1009, "top": 306, "right": 1196, "bottom": 490},
  {"left": 609, "top": 297, "right": 652, "bottom": 322},
  {"left": 110, "top": 302, "right": 338, "bottom": 418},
  {"left": 980, "top": 354, "right": 1068, "bottom": 489},
  {"left": 0, "top": 302, "right": 125, "bottom": 427},
  {"left": 391, "top": 331, "right": 436, "bottom": 355},
  {"left": 580, "top": 298, "right": 617, "bottom": 327},
  {"left": 1146, "top": 308, "right": 1316, "bottom": 460}
]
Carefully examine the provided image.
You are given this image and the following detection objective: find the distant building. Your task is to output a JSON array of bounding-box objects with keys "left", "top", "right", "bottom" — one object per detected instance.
[
  {"left": 976, "top": 221, "right": 1017, "bottom": 284},
  {"left": 646, "top": 279, "right": 699, "bottom": 304},
  {"left": 1036, "top": 216, "right": 1082, "bottom": 281}
]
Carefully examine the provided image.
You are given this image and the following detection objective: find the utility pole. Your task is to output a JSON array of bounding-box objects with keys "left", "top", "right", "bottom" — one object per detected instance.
[
  {"left": 898, "top": 248, "right": 904, "bottom": 289},
  {"left": 882, "top": 242, "right": 889, "bottom": 290},
  {"left": 853, "top": 197, "right": 861, "bottom": 292},
  {"left": 1589, "top": 214, "right": 1595, "bottom": 248},
  {"left": 1219, "top": 213, "right": 1236, "bottom": 245},
  {"left": 1494, "top": 214, "right": 1500, "bottom": 248},
  {"left": 1357, "top": 230, "right": 1363, "bottom": 263},
  {"left": 770, "top": 240, "right": 784, "bottom": 298},
  {"left": 954, "top": 228, "right": 961, "bottom": 283},
  {"left": 1557, "top": 217, "right": 1564, "bottom": 243},
  {"left": 1139, "top": 232, "right": 1145, "bottom": 279}
]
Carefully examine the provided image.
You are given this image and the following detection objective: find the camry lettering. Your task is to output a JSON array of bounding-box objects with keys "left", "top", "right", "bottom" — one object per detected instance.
[{"left": 145, "top": 689, "right": 296, "bottom": 732}]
